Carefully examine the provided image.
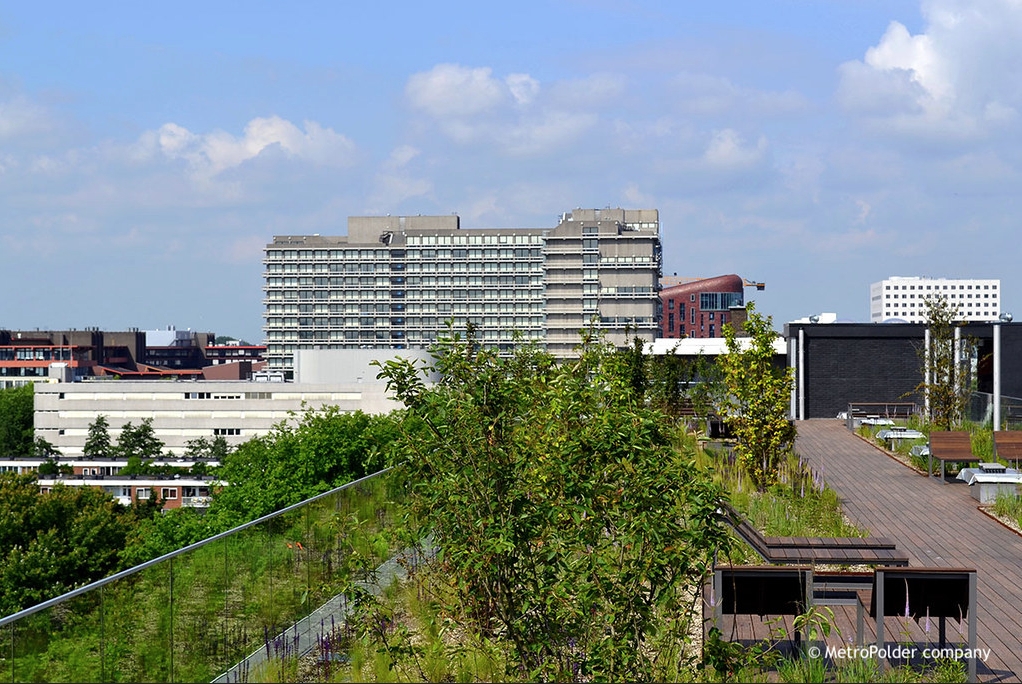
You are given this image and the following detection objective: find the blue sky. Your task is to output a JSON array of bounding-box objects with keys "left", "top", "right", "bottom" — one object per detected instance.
[{"left": 1, "top": 0, "right": 1019, "bottom": 342}]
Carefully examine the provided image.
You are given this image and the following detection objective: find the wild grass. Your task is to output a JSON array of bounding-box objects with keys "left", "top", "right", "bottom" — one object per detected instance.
[
  {"left": 993, "top": 490, "right": 1022, "bottom": 528},
  {"left": 3, "top": 473, "right": 401, "bottom": 683}
]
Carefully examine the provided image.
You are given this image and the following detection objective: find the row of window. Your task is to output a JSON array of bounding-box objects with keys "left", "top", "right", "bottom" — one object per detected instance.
[
  {"left": 267, "top": 316, "right": 546, "bottom": 329},
  {"left": 267, "top": 302, "right": 544, "bottom": 314},
  {"left": 265, "top": 289, "right": 545, "bottom": 302},
  {"left": 884, "top": 283, "right": 996, "bottom": 290},
  {"left": 886, "top": 293, "right": 996, "bottom": 299}
]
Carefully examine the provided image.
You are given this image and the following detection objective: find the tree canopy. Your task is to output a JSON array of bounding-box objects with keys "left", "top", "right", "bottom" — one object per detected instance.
[
  {"left": 206, "top": 407, "right": 401, "bottom": 529},
  {"left": 377, "top": 331, "right": 729, "bottom": 680},
  {"left": 714, "top": 302, "right": 795, "bottom": 491},
  {"left": 918, "top": 296, "right": 972, "bottom": 430},
  {"left": 0, "top": 473, "right": 143, "bottom": 615},
  {"left": 0, "top": 384, "right": 35, "bottom": 458}
]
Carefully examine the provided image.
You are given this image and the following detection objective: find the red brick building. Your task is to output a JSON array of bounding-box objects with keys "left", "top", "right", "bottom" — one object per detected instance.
[{"left": 659, "top": 274, "right": 746, "bottom": 339}]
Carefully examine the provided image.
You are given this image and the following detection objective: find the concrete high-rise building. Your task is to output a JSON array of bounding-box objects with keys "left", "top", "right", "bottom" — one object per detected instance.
[
  {"left": 263, "top": 208, "right": 662, "bottom": 377},
  {"left": 870, "top": 276, "right": 1002, "bottom": 323}
]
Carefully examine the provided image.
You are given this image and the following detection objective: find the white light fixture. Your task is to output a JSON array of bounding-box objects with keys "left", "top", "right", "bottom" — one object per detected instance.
[{"left": 1000, "top": 312, "right": 1013, "bottom": 323}]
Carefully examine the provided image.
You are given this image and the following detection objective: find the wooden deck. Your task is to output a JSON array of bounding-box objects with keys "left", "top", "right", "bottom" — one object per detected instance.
[{"left": 794, "top": 420, "right": 1022, "bottom": 682}]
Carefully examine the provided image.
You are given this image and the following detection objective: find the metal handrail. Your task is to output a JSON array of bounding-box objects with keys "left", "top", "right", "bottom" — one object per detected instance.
[{"left": 0, "top": 466, "right": 393, "bottom": 628}]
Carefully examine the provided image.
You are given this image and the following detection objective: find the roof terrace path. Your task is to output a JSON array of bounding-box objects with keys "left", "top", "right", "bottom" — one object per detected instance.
[{"left": 797, "top": 419, "right": 1022, "bottom": 683}]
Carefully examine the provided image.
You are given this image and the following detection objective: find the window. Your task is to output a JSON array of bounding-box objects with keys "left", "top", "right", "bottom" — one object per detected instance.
[
  {"left": 136, "top": 487, "right": 151, "bottom": 500},
  {"left": 214, "top": 428, "right": 241, "bottom": 436},
  {"left": 161, "top": 488, "right": 178, "bottom": 500}
]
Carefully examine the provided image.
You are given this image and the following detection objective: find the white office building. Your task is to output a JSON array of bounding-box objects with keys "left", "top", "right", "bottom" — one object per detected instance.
[
  {"left": 263, "top": 208, "right": 662, "bottom": 377},
  {"left": 870, "top": 276, "right": 1002, "bottom": 323}
]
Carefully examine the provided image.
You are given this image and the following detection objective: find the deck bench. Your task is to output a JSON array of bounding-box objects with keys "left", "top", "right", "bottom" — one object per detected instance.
[
  {"left": 711, "top": 565, "right": 814, "bottom": 651},
  {"left": 927, "top": 431, "right": 976, "bottom": 484},
  {"left": 994, "top": 430, "right": 1022, "bottom": 469},
  {"left": 720, "top": 503, "right": 909, "bottom": 567},
  {"left": 869, "top": 567, "right": 978, "bottom": 681}
]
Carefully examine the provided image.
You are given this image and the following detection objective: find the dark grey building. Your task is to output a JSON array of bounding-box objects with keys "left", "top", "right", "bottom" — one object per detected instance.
[{"left": 785, "top": 321, "right": 1022, "bottom": 420}]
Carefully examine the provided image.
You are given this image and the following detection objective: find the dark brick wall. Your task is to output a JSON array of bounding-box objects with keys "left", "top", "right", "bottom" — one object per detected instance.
[
  {"left": 788, "top": 322, "right": 1022, "bottom": 419},
  {"left": 803, "top": 335, "right": 923, "bottom": 418}
]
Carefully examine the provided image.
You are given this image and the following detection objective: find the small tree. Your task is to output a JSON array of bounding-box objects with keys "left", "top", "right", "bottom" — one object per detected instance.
[
  {"left": 83, "top": 415, "right": 112, "bottom": 459},
  {"left": 918, "top": 297, "right": 972, "bottom": 430},
  {"left": 0, "top": 384, "right": 34, "bottom": 458},
  {"left": 377, "top": 330, "right": 729, "bottom": 680},
  {"left": 714, "top": 302, "right": 795, "bottom": 491}
]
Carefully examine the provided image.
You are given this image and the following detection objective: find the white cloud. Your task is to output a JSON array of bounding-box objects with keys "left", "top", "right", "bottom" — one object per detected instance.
[
  {"left": 405, "top": 64, "right": 602, "bottom": 155},
  {"left": 148, "top": 116, "right": 356, "bottom": 177},
  {"left": 0, "top": 95, "right": 54, "bottom": 140},
  {"left": 406, "top": 64, "right": 506, "bottom": 117},
  {"left": 703, "top": 129, "right": 767, "bottom": 169},
  {"left": 385, "top": 144, "right": 421, "bottom": 169},
  {"left": 838, "top": 0, "right": 1022, "bottom": 140},
  {"left": 501, "top": 111, "right": 597, "bottom": 155},
  {"left": 506, "top": 73, "right": 540, "bottom": 106}
]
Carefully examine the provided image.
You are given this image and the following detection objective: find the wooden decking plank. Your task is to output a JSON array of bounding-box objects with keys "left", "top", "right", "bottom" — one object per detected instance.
[{"left": 794, "top": 420, "right": 1022, "bottom": 682}]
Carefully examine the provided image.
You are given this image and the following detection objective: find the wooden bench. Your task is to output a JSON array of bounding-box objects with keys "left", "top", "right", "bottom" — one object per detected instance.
[
  {"left": 721, "top": 503, "right": 910, "bottom": 567},
  {"left": 711, "top": 565, "right": 814, "bottom": 651},
  {"left": 994, "top": 430, "right": 1022, "bottom": 468},
  {"left": 870, "top": 567, "right": 978, "bottom": 680},
  {"left": 846, "top": 402, "right": 918, "bottom": 430},
  {"left": 928, "top": 431, "right": 976, "bottom": 483}
]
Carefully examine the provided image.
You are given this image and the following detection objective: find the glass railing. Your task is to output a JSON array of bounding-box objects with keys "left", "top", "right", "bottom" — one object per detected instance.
[{"left": 0, "top": 467, "right": 405, "bottom": 683}]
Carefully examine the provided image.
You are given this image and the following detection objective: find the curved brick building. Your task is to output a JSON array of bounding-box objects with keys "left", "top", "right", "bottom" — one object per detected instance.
[{"left": 660, "top": 274, "right": 745, "bottom": 339}]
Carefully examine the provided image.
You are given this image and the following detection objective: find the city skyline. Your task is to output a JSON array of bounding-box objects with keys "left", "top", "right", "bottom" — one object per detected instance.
[{"left": 1, "top": 0, "right": 1019, "bottom": 343}]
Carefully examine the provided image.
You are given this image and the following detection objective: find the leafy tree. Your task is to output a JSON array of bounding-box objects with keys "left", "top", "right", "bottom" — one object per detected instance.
[
  {"left": 32, "top": 436, "right": 61, "bottom": 459},
  {"left": 917, "top": 296, "right": 972, "bottom": 430},
  {"left": 206, "top": 408, "right": 401, "bottom": 529},
  {"left": 183, "top": 435, "right": 230, "bottom": 462},
  {"left": 0, "top": 384, "right": 34, "bottom": 457},
  {"left": 0, "top": 473, "right": 133, "bottom": 615},
  {"left": 714, "top": 302, "right": 795, "bottom": 491},
  {"left": 83, "top": 414, "right": 112, "bottom": 458},
  {"left": 115, "top": 419, "right": 165, "bottom": 474},
  {"left": 377, "top": 331, "right": 729, "bottom": 681}
]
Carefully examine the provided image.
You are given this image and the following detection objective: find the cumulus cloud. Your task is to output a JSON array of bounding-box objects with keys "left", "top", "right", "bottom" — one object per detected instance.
[
  {"left": 703, "top": 129, "right": 768, "bottom": 169},
  {"left": 139, "top": 115, "right": 356, "bottom": 177},
  {"left": 506, "top": 73, "right": 540, "bottom": 106},
  {"left": 838, "top": 0, "right": 1022, "bottom": 139},
  {"left": 0, "top": 95, "right": 55, "bottom": 140},
  {"left": 406, "top": 64, "right": 506, "bottom": 117},
  {"left": 405, "top": 64, "right": 599, "bottom": 154}
]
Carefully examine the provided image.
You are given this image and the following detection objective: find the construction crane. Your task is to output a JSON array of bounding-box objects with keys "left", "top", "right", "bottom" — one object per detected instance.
[{"left": 743, "top": 278, "right": 766, "bottom": 291}]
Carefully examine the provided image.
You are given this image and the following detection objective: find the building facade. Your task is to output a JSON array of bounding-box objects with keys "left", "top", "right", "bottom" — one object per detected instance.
[
  {"left": 870, "top": 276, "right": 1002, "bottom": 323},
  {"left": 34, "top": 379, "right": 401, "bottom": 457},
  {"left": 659, "top": 274, "right": 746, "bottom": 339},
  {"left": 785, "top": 320, "right": 1022, "bottom": 419},
  {"left": 263, "top": 208, "right": 661, "bottom": 377}
]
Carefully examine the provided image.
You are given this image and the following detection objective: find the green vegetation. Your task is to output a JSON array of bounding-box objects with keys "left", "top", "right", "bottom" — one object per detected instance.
[
  {"left": 377, "top": 330, "right": 729, "bottom": 681},
  {"left": 917, "top": 297, "right": 974, "bottom": 431},
  {"left": 0, "top": 383, "right": 34, "bottom": 457},
  {"left": 4, "top": 472, "right": 400, "bottom": 683},
  {"left": 0, "top": 473, "right": 153, "bottom": 615},
  {"left": 0, "top": 317, "right": 981, "bottom": 682},
  {"left": 713, "top": 303, "right": 796, "bottom": 491}
]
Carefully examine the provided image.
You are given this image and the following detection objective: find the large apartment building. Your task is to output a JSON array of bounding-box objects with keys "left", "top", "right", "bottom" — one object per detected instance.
[
  {"left": 263, "top": 208, "right": 662, "bottom": 377},
  {"left": 870, "top": 276, "right": 1002, "bottom": 323}
]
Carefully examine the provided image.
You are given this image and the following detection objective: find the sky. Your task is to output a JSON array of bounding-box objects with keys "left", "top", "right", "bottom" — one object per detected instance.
[{"left": 1, "top": 0, "right": 1021, "bottom": 342}]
